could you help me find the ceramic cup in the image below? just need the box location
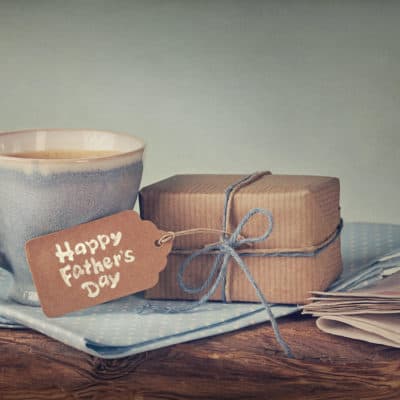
[0,129,145,306]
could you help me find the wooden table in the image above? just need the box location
[0,313,398,400]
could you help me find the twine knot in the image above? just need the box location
[177,207,272,295]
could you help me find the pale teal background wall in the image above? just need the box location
[0,1,399,223]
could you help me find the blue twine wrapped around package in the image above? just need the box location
[141,172,343,358]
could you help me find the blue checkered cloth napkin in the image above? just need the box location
[0,222,399,358]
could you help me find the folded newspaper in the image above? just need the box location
[303,264,400,348]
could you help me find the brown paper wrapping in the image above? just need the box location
[139,174,342,304]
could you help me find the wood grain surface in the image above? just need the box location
[0,314,399,400]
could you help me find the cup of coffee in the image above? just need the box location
[0,129,145,306]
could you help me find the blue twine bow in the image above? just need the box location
[178,207,273,303]
[177,207,294,357]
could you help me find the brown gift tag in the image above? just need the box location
[25,211,172,317]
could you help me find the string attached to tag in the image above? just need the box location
[155,206,294,358]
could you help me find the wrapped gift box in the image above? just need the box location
[139,173,342,304]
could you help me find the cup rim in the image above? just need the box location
[0,128,145,163]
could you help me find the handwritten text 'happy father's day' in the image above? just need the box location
[55,232,135,297]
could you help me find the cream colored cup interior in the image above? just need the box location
[0,129,144,160]
[0,129,145,174]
